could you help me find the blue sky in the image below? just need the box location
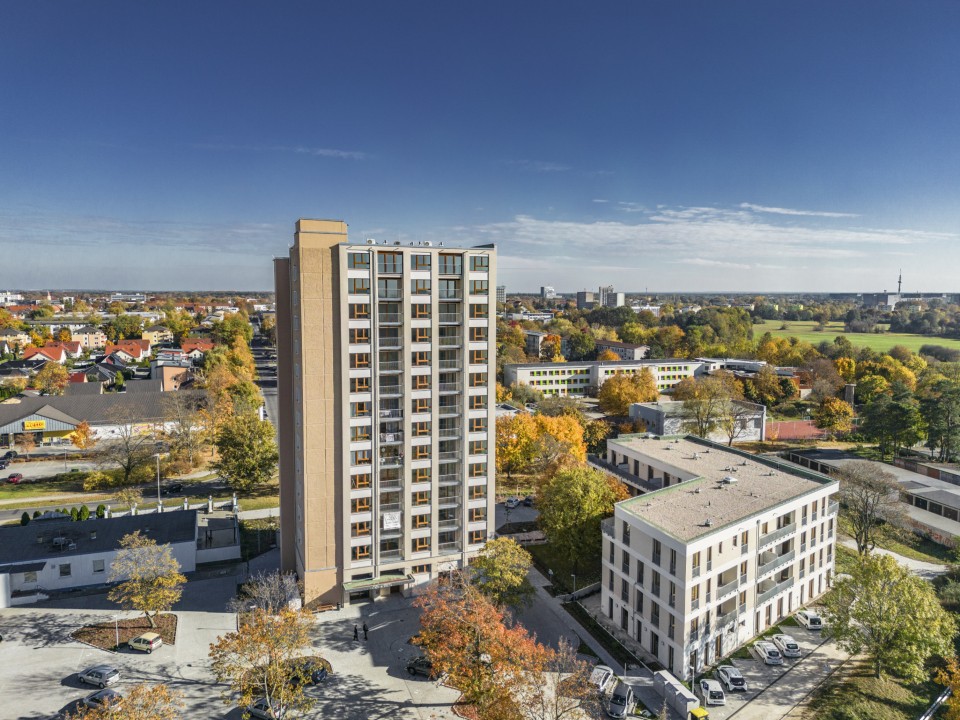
[2,1,959,292]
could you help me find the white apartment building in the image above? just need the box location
[600,435,838,678]
[504,359,705,396]
[274,220,497,606]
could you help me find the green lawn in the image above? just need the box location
[801,658,940,720]
[527,542,601,594]
[754,319,960,354]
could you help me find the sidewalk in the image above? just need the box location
[839,538,948,579]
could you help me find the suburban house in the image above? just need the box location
[181,338,215,360]
[43,341,83,359]
[629,400,767,444]
[74,326,108,350]
[595,339,650,361]
[23,345,68,364]
[142,325,174,345]
[149,356,195,391]
[600,435,838,679]
[0,328,31,349]
[0,358,48,383]
[103,339,152,362]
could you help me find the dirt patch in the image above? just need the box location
[72,613,178,651]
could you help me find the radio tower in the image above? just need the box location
[897,270,902,295]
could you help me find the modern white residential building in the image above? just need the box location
[600,435,838,678]
[503,359,705,396]
[274,220,497,606]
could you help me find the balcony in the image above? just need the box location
[378,337,403,348]
[439,382,461,393]
[378,289,403,300]
[439,473,461,484]
[379,432,404,444]
[438,494,462,508]
[380,549,403,561]
[690,598,700,612]
[379,502,402,513]
[439,450,462,461]
[829,502,840,516]
[759,550,796,576]
[439,542,461,554]
[379,409,403,419]
[439,289,462,300]
[379,478,402,490]
[741,544,750,556]
[379,384,402,397]
[439,404,460,417]
[717,577,739,601]
[379,361,403,373]
[757,577,795,605]
[716,610,737,629]
[439,359,461,370]
[439,313,462,324]
[601,518,614,539]
[439,427,462,438]
[378,313,402,324]
[692,566,701,579]
[379,457,404,469]
[438,518,460,529]
[760,522,796,548]
[439,335,462,346]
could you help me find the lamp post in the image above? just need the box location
[571,573,577,594]
[154,453,162,505]
[689,663,697,693]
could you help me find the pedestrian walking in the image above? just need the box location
[362,622,368,640]
[353,624,359,641]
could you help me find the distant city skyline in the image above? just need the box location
[2,2,960,291]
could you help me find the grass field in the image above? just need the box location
[754,319,960,355]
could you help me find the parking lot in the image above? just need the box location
[691,623,842,720]
[0,572,461,720]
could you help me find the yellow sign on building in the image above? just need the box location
[23,420,46,431]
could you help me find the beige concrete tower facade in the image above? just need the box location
[276,219,497,606]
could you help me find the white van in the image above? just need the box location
[699,679,726,706]
[755,640,783,665]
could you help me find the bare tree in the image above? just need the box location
[163,391,208,468]
[718,400,759,446]
[97,408,156,485]
[837,461,905,555]
[228,570,301,614]
[525,637,601,720]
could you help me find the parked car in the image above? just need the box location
[77,665,120,688]
[606,681,634,718]
[773,633,802,658]
[160,482,184,495]
[128,632,163,653]
[796,610,823,630]
[406,656,435,678]
[522,495,534,507]
[7,473,24,484]
[288,658,328,685]
[715,665,748,692]
[0,460,7,470]
[1,450,17,460]
[504,497,520,509]
[698,679,726,706]
[82,688,123,712]
[589,664,615,694]
[247,698,286,719]
[755,640,784,665]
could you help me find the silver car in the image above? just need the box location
[78,665,120,688]
[82,688,123,712]
[773,633,802,658]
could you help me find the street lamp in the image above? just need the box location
[571,573,577,594]
[689,663,697,693]
[154,453,162,505]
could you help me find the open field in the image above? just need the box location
[754,319,960,354]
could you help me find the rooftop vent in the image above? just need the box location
[423,241,433,247]
[722,476,739,484]
[702,518,713,527]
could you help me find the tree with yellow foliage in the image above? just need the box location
[495,413,586,481]
[596,349,620,362]
[596,369,658,415]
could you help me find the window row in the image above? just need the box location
[347,302,489,319]
[348,252,490,273]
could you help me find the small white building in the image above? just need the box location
[504,359,706,397]
[600,435,838,678]
[630,400,766,444]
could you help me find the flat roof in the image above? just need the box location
[616,436,835,542]
[506,358,701,371]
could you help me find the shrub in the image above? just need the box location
[20,512,30,526]
[78,505,90,521]
[96,504,107,518]
[82,471,114,492]
[70,507,79,521]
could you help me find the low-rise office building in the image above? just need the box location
[595,339,649,361]
[504,359,704,396]
[601,435,838,678]
[629,400,766,444]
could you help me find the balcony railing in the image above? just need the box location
[760,522,796,548]
[379,502,402,513]
[439,313,462,324]
[379,479,402,490]
[438,493,462,506]
[379,361,403,373]
[741,544,750,555]
[690,598,700,611]
[757,577,795,605]
[380,549,403,561]
[439,405,460,417]
[439,451,462,461]
[601,518,614,539]
[759,550,796,576]
[439,473,461,484]
[378,289,403,300]
[378,313,401,324]
[379,456,404,469]
[439,359,461,370]
[379,432,404,443]
[439,290,462,300]
[438,518,460,529]
[692,565,701,579]
[379,384,402,396]
[717,578,739,600]
[378,337,403,348]
[439,542,461,554]
[439,336,463,346]
[439,382,461,393]
[439,427,462,438]
[379,409,403,419]
[828,502,840,516]
[716,610,737,629]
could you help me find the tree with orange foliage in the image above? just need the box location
[414,576,549,720]
[69,421,98,451]
[936,656,960,720]
[61,683,183,719]
[496,413,587,482]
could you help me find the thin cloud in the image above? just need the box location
[194,142,367,160]
[674,258,751,270]
[592,199,609,203]
[740,202,859,218]
[504,159,571,173]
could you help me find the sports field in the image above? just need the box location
[753,319,960,354]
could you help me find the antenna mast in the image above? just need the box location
[897,270,902,295]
